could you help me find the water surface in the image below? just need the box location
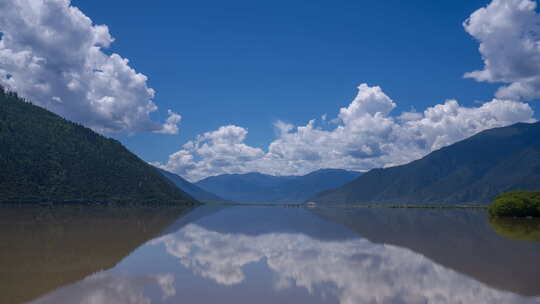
[2,205,540,304]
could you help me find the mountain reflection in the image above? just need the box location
[0,206,192,304]
[6,206,540,304]
[152,222,540,304]
[312,207,540,297]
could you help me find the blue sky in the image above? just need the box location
[74,0,513,157]
[1,0,539,180]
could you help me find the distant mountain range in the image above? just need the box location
[157,168,227,202]
[195,169,362,203]
[5,80,539,206]
[0,87,195,204]
[312,121,540,205]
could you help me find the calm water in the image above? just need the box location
[2,205,540,304]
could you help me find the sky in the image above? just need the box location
[1,0,540,181]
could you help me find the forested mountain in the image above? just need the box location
[311,121,540,205]
[0,87,195,204]
[157,168,227,202]
[195,169,362,203]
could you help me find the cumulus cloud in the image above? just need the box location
[338,83,396,122]
[152,224,538,304]
[153,125,265,181]
[464,0,540,100]
[157,84,534,181]
[0,0,180,134]
[155,110,182,135]
[153,0,540,181]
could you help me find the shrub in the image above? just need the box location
[488,190,540,217]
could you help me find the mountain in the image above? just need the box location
[157,168,227,202]
[311,121,540,205]
[195,169,362,203]
[0,87,195,204]
[269,169,364,203]
[195,172,296,203]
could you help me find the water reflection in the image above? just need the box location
[312,207,540,297]
[4,206,540,304]
[0,206,192,303]
[152,222,539,304]
[32,272,176,304]
[489,217,540,243]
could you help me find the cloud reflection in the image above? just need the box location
[31,272,176,304]
[153,224,540,304]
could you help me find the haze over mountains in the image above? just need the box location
[157,168,227,203]
[312,121,540,205]
[195,169,362,203]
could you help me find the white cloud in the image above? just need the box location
[464,0,540,100]
[32,272,176,304]
[152,0,538,181]
[0,0,180,134]
[157,84,534,181]
[153,274,176,299]
[153,125,265,181]
[155,110,182,135]
[152,224,538,304]
[338,83,396,123]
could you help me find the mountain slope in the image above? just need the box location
[195,172,295,203]
[312,121,540,205]
[0,87,195,204]
[157,168,227,202]
[195,169,362,203]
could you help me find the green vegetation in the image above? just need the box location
[489,216,540,243]
[488,191,540,217]
[0,87,195,204]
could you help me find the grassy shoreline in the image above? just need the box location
[1,201,488,209]
[200,201,488,209]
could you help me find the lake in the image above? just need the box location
[2,205,540,304]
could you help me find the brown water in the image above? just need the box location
[1,205,540,304]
